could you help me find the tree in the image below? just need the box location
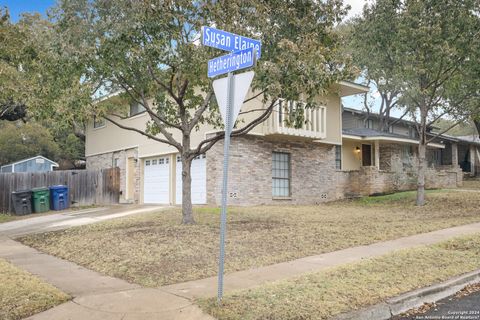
[0,8,90,145]
[353,0,480,206]
[0,121,60,165]
[51,0,353,224]
[346,9,406,132]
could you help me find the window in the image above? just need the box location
[365,119,374,129]
[409,126,418,138]
[152,159,158,165]
[159,158,164,164]
[93,116,105,128]
[272,152,290,197]
[401,145,413,167]
[129,102,146,117]
[335,145,342,170]
[145,160,151,166]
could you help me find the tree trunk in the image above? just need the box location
[474,119,480,136]
[416,141,426,206]
[181,156,195,224]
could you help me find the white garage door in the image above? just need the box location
[176,154,207,204]
[143,156,170,204]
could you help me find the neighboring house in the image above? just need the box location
[337,107,480,196]
[455,135,480,176]
[85,81,369,205]
[0,156,59,173]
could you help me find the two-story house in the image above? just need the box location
[86,81,370,205]
[335,107,476,197]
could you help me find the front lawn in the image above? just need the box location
[199,233,480,320]
[462,178,480,190]
[19,190,480,287]
[0,258,70,320]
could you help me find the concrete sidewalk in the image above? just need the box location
[2,221,480,319]
[0,238,213,320]
[161,221,480,299]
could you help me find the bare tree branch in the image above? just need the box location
[188,91,213,132]
[194,100,278,155]
[426,118,466,144]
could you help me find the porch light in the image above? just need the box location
[355,146,361,153]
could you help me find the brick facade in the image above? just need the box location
[86,148,140,203]
[86,138,462,206]
[206,135,338,205]
[337,140,462,198]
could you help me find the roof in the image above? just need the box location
[343,128,418,141]
[342,107,440,130]
[333,81,370,97]
[0,155,59,169]
[456,135,480,146]
[342,128,445,149]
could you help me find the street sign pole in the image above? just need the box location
[217,71,234,304]
[202,25,260,305]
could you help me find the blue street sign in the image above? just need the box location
[202,26,261,59]
[207,47,255,78]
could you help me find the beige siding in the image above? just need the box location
[342,140,363,170]
[86,90,344,158]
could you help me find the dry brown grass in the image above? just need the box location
[461,178,480,190]
[19,190,480,287]
[0,258,70,320]
[199,234,480,320]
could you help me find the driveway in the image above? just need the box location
[0,205,167,238]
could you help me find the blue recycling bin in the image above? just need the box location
[49,185,70,211]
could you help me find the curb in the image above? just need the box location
[334,269,480,320]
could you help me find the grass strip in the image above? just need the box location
[0,258,70,320]
[199,234,480,320]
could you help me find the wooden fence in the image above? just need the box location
[0,168,120,213]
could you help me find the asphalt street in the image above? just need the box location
[394,290,480,320]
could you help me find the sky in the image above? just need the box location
[1,0,377,112]
[0,0,54,22]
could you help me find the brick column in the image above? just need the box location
[470,145,476,175]
[451,143,458,167]
[374,140,380,169]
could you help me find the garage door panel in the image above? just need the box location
[143,157,170,204]
[176,154,206,205]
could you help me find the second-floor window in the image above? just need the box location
[130,102,146,117]
[409,126,419,138]
[365,119,374,129]
[93,116,105,128]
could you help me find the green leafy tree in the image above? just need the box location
[0,8,90,143]
[352,0,480,206]
[0,121,60,165]
[51,0,353,224]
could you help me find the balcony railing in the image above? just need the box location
[263,100,327,139]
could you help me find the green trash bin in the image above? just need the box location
[31,187,50,213]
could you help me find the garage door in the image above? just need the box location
[143,156,170,204]
[176,154,207,204]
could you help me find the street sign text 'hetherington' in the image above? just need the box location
[207,47,255,78]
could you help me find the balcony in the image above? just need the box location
[263,100,327,139]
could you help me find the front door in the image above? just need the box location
[362,144,372,166]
